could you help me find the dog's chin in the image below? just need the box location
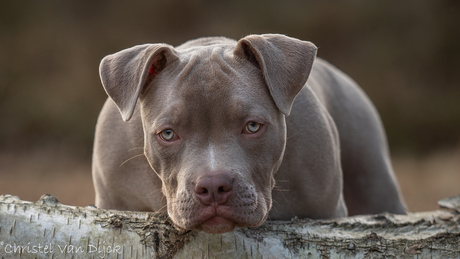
[197,216,236,234]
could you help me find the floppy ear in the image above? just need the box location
[99,44,179,121]
[234,34,317,115]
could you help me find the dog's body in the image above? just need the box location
[93,34,406,233]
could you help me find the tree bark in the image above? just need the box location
[0,194,459,259]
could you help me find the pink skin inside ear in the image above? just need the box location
[149,65,155,76]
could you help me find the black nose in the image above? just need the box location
[194,173,234,206]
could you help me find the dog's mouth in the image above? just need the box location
[171,204,262,233]
[168,180,270,233]
[191,205,239,233]
[198,216,236,233]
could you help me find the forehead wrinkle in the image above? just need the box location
[210,47,242,79]
[175,49,240,103]
[177,46,238,88]
[178,52,272,127]
[174,52,202,86]
[151,44,275,134]
[230,76,279,123]
[150,101,186,129]
[228,96,273,123]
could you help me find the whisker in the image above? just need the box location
[157,204,168,213]
[128,147,144,152]
[141,188,163,199]
[119,153,145,167]
[273,185,290,192]
[271,198,281,207]
[286,132,300,141]
[273,179,290,204]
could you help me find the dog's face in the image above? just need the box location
[99,34,317,233]
[141,46,286,233]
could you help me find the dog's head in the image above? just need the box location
[99,34,316,233]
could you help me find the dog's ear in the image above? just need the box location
[234,34,317,115]
[99,44,179,121]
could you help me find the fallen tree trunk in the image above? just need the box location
[0,194,459,259]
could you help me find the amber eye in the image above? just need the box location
[159,129,176,141]
[245,121,262,134]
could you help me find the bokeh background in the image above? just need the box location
[1,1,459,212]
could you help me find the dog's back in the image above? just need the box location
[299,58,406,215]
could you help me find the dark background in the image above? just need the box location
[1,1,459,211]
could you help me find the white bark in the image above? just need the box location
[0,194,459,259]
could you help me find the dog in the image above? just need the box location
[92,34,406,233]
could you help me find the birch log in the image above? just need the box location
[0,194,459,259]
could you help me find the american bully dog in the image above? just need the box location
[92,34,406,233]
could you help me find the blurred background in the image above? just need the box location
[0,0,459,212]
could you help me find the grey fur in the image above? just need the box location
[93,34,406,233]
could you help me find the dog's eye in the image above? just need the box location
[159,129,177,141]
[244,121,262,134]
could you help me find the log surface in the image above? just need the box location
[0,194,459,258]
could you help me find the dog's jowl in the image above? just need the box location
[92,34,406,233]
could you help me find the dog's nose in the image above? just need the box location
[194,173,234,206]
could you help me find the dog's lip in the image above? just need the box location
[198,216,236,233]
[174,200,265,232]
[189,206,239,231]
[198,206,234,223]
